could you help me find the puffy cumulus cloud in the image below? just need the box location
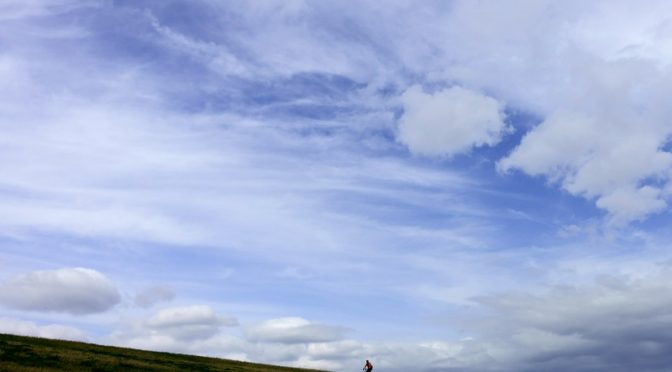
[431,0,672,224]
[121,333,254,362]
[145,305,238,340]
[0,268,120,315]
[0,317,87,341]
[596,186,667,224]
[499,108,672,225]
[134,285,175,308]
[109,312,355,370]
[110,305,238,352]
[113,331,359,371]
[223,340,358,371]
[244,317,348,344]
[398,86,508,157]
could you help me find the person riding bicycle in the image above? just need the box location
[363,359,373,372]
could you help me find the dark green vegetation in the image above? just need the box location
[0,333,327,372]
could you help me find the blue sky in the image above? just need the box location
[3,1,672,371]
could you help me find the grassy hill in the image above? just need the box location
[0,333,328,372]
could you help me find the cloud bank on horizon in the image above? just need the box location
[2,0,672,371]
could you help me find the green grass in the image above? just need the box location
[0,333,328,372]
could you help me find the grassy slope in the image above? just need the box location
[0,333,328,372]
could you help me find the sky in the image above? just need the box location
[2,1,672,371]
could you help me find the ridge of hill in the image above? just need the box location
[0,333,328,372]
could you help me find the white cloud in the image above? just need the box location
[108,310,357,369]
[134,285,175,308]
[0,317,87,341]
[498,111,600,180]
[498,109,672,224]
[398,85,508,157]
[147,305,237,328]
[244,317,347,344]
[109,305,239,355]
[432,1,672,224]
[0,268,120,315]
[452,270,672,371]
[596,185,667,224]
[145,305,238,341]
